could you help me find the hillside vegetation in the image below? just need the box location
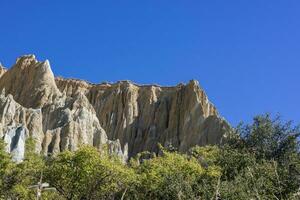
[0,114,299,200]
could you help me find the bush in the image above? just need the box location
[0,113,299,199]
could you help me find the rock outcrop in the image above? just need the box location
[0,90,43,152]
[0,55,230,161]
[0,63,6,78]
[4,125,27,163]
[0,55,61,108]
[56,79,230,157]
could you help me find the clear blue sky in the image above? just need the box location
[1,0,299,126]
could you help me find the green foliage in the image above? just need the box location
[219,160,283,199]
[190,145,220,166]
[134,149,206,199]
[0,137,48,199]
[5,138,46,199]
[0,113,299,199]
[220,114,300,199]
[45,145,136,200]
[190,114,300,199]
[0,139,14,198]
[189,146,223,199]
[236,114,300,162]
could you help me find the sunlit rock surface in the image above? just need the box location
[56,79,230,157]
[0,55,230,161]
[4,125,27,163]
[0,90,43,153]
[0,63,6,78]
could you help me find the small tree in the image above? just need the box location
[0,139,14,198]
[132,145,220,200]
[45,145,136,200]
[222,114,300,199]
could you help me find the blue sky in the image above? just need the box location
[0,0,299,126]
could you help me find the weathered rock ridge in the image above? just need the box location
[0,55,230,160]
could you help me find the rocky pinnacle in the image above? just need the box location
[0,55,230,161]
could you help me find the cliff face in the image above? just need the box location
[0,63,6,77]
[0,56,60,108]
[0,55,230,160]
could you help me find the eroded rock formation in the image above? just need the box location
[0,55,230,161]
[0,63,6,78]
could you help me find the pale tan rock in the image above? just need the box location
[107,139,128,162]
[41,92,108,154]
[0,55,230,160]
[56,76,229,157]
[0,55,115,160]
[4,125,27,163]
[0,64,7,78]
[0,90,44,152]
[0,55,61,108]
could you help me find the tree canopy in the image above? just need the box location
[0,114,299,199]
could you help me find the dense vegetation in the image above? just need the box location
[0,114,299,200]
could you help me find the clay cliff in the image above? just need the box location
[0,55,230,161]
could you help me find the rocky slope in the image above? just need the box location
[0,55,230,161]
